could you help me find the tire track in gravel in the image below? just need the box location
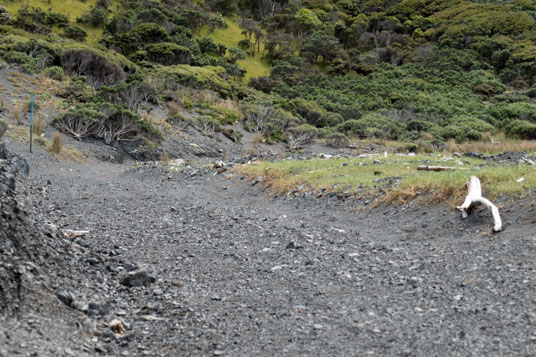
[5,138,536,356]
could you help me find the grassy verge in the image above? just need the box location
[236,154,536,205]
[200,18,270,81]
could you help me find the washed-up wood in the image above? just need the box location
[62,229,90,239]
[417,165,467,171]
[457,176,502,232]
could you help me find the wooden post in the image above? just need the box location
[457,176,502,232]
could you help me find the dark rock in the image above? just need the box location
[57,291,75,307]
[88,302,109,316]
[286,242,302,249]
[463,151,483,159]
[119,270,155,288]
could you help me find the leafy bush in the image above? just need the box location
[15,7,51,34]
[504,120,536,139]
[228,46,246,63]
[64,25,88,41]
[79,6,108,27]
[143,43,192,65]
[488,102,536,125]
[112,23,168,55]
[54,102,158,142]
[326,132,348,147]
[248,76,276,93]
[60,47,134,86]
[243,103,294,138]
[46,11,69,26]
[292,98,328,127]
[286,124,318,150]
[0,6,14,25]
[197,37,220,56]
[45,66,65,81]
[2,38,58,73]
[336,113,405,140]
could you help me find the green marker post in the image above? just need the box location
[30,93,33,153]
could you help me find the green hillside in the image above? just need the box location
[1,0,536,148]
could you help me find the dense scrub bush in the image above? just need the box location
[292,98,328,127]
[197,37,220,56]
[0,6,14,25]
[45,66,65,81]
[243,104,288,136]
[151,65,231,97]
[142,43,192,65]
[3,38,59,73]
[285,124,318,150]
[15,7,51,34]
[112,23,168,55]
[46,11,69,26]
[336,113,405,140]
[488,102,536,125]
[54,102,159,142]
[326,132,348,147]
[60,48,133,86]
[504,119,536,139]
[136,8,166,25]
[64,25,88,41]
[248,76,276,93]
[228,46,246,63]
[95,81,157,113]
[79,6,108,27]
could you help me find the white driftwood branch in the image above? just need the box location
[62,229,90,239]
[417,165,467,171]
[457,176,502,232]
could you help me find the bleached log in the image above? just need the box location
[457,176,502,232]
[417,165,467,171]
[62,229,90,239]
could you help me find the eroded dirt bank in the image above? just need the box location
[1,137,536,356]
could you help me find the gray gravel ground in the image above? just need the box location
[1,136,536,356]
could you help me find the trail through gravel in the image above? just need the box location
[2,138,536,356]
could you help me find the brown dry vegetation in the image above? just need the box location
[50,132,63,154]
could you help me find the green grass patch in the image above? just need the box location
[236,154,536,204]
[3,0,103,44]
[199,17,270,81]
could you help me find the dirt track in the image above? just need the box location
[1,136,536,356]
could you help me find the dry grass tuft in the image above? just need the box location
[32,113,45,136]
[444,136,536,155]
[213,98,242,115]
[0,120,7,140]
[252,132,264,145]
[50,132,63,154]
[13,105,22,125]
[194,90,217,106]
[160,152,171,167]
[167,101,181,116]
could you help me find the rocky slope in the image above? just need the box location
[1,136,535,356]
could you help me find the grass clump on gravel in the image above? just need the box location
[237,154,536,204]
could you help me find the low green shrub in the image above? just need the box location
[504,119,536,139]
[45,66,65,81]
[64,25,88,41]
[326,132,348,147]
[336,113,405,140]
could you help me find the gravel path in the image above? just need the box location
[2,138,536,356]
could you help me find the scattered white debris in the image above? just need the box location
[517,177,525,183]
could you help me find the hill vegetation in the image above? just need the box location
[0,0,536,150]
